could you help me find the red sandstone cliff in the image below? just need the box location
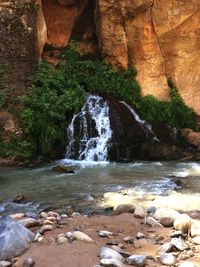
[0,0,200,114]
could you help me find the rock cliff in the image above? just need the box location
[0,0,200,114]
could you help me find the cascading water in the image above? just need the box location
[66,95,112,161]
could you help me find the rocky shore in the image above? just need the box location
[1,204,200,267]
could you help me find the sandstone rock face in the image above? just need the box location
[96,0,200,112]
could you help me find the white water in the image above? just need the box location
[66,95,112,161]
[120,101,159,141]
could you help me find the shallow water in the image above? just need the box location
[0,160,200,214]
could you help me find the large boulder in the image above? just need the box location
[0,216,35,261]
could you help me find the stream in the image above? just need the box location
[0,160,200,215]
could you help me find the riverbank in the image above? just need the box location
[1,205,200,267]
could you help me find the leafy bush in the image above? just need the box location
[19,45,198,157]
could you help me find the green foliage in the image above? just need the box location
[139,82,197,130]
[19,45,198,157]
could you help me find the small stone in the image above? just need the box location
[160,253,176,266]
[43,220,54,226]
[61,214,68,218]
[19,218,39,228]
[39,225,53,234]
[146,217,163,227]
[99,258,123,267]
[23,258,35,267]
[174,214,192,234]
[100,247,124,262]
[98,230,114,237]
[123,236,134,244]
[113,204,135,215]
[37,236,45,243]
[127,255,147,267]
[71,212,81,218]
[106,240,120,246]
[192,236,200,245]
[171,238,189,251]
[134,206,146,219]
[46,216,57,222]
[186,250,194,257]
[71,231,93,243]
[0,261,12,267]
[160,217,174,227]
[147,207,156,214]
[47,211,59,217]
[57,236,68,245]
[170,231,186,238]
[111,246,131,258]
[136,232,145,239]
[40,211,48,219]
[34,233,42,242]
[158,242,173,254]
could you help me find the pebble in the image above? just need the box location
[23,258,36,267]
[136,232,145,239]
[134,206,146,219]
[98,230,114,237]
[34,232,42,242]
[61,214,68,218]
[70,231,93,243]
[113,204,135,215]
[111,246,131,258]
[99,258,123,267]
[39,224,53,234]
[47,211,59,217]
[159,242,173,254]
[40,211,48,219]
[192,236,200,245]
[174,214,192,234]
[123,236,134,244]
[71,212,81,218]
[159,253,176,266]
[57,236,68,245]
[43,219,54,226]
[127,255,147,267]
[0,261,12,267]
[170,230,186,238]
[19,218,39,228]
[171,238,189,251]
[46,216,57,222]
[160,217,174,227]
[146,217,163,227]
[147,207,156,214]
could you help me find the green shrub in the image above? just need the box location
[19,46,198,157]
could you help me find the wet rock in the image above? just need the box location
[160,217,174,227]
[123,236,134,244]
[43,220,54,226]
[171,238,189,251]
[39,225,53,234]
[40,212,48,219]
[153,207,180,222]
[190,219,200,237]
[134,206,146,219]
[23,258,35,267]
[174,214,192,234]
[146,217,163,227]
[113,204,135,215]
[98,230,114,237]
[19,218,39,228]
[192,236,200,245]
[0,261,12,267]
[159,253,176,266]
[127,255,147,266]
[51,165,75,174]
[0,216,35,261]
[13,194,26,203]
[70,231,93,243]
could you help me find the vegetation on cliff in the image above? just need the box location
[0,44,198,158]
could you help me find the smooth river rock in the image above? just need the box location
[127,255,147,266]
[0,216,35,261]
[173,214,192,234]
[153,207,180,222]
[160,253,176,266]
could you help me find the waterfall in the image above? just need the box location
[120,101,159,141]
[66,95,112,161]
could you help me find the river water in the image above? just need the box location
[0,160,200,215]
